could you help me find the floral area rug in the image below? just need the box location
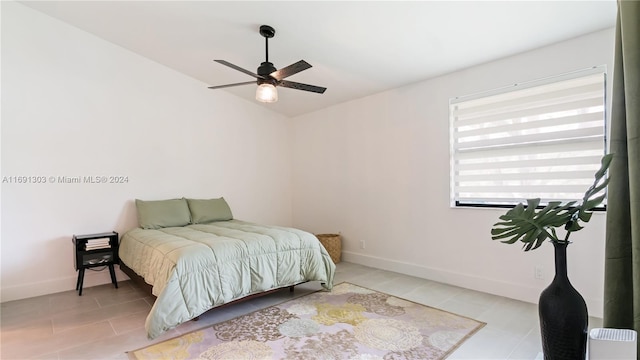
[128,282,485,360]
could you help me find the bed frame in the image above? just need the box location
[119,262,299,315]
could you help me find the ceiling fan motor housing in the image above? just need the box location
[257,61,277,85]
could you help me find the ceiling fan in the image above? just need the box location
[208,25,326,103]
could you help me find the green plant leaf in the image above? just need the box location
[491,199,576,251]
[573,153,614,231]
[491,153,613,251]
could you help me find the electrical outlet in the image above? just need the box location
[360,240,366,249]
[535,266,544,280]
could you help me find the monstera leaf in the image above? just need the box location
[491,153,613,251]
[569,153,614,230]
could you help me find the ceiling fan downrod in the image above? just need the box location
[258,25,277,79]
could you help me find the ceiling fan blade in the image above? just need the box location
[214,60,264,79]
[279,80,326,94]
[207,81,256,90]
[270,60,312,81]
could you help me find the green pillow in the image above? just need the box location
[187,197,233,224]
[135,198,191,229]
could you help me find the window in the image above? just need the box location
[450,66,607,208]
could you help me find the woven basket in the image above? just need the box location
[316,234,341,264]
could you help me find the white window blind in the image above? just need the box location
[450,67,606,207]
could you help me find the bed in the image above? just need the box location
[118,197,336,339]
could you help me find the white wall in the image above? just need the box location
[1,2,616,317]
[291,28,615,317]
[1,2,293,301]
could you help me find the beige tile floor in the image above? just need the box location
[0,262,602,359]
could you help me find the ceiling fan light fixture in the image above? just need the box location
[256,82,278,103]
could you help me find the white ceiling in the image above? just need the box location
[20,1,617,117]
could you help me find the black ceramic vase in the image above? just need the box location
[538,241,588,360]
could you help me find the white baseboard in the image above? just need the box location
[2,252,604,319]
[342,250,603,318]
[0,267,129,302]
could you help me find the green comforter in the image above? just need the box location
[119,220,335,339]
